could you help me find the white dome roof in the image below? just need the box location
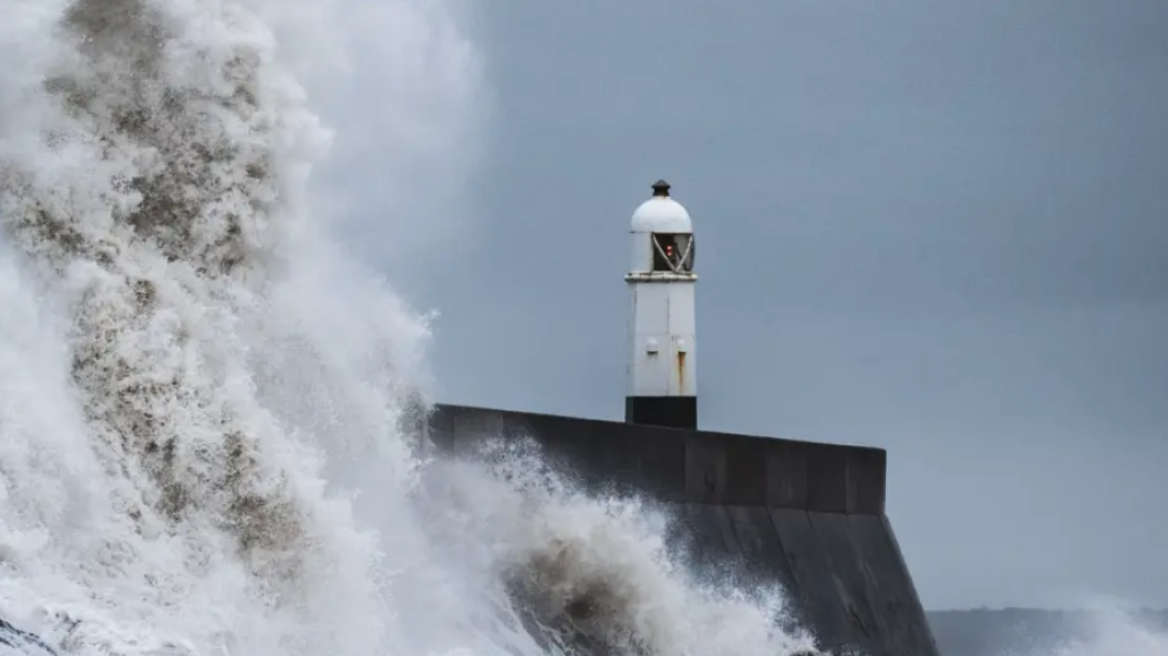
[630,180,692,233]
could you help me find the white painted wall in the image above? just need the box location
[626,277,697,397]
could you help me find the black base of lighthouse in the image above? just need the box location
[625,396,697,430]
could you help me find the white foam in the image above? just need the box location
[0,2,817,656]
[414,439,818,656]
[984,605,1168,656]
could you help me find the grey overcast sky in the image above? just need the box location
[319,1,1168,611]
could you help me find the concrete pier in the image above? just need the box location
[426,403,941,656]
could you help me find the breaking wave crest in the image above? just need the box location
[986,606,1168,656]
[1048,608,1168,656]
[414,439,818,656]
[1,1,816,656]
[0,1,423,653]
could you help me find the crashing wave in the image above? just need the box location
[3,2,834,656]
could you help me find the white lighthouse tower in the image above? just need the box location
[625,179,697,429]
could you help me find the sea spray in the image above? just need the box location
[413,438,819,656]
[2,2,822,655]
[0,0,410,652]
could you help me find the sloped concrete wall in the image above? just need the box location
[426,404,939,656]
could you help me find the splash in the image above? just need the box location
[0,1,816,656]
[413,438,818,656]
[988,605,1168,656]
[1052,607,1168,656]
[0,0,458,653]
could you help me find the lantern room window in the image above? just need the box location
[651,233,694,273]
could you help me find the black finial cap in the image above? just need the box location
[651,179,671,197]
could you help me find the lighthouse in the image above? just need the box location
[625,179,697,430]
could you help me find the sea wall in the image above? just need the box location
[424,403,940,656]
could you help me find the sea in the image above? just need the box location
[0,2,1162,656]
